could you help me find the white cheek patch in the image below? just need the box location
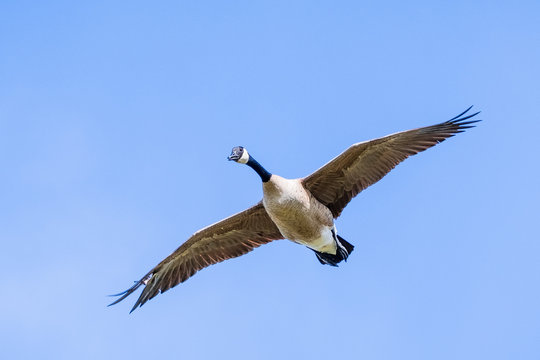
[238,149,250,164]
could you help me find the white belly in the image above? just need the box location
[292,226,337,254]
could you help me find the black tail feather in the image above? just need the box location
[313,235,354,266]
[337,235,354,255]
[315,251,341,266]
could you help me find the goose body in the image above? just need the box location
[262,175,336,253]
[110,107,480,312]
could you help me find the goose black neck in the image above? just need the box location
[247,157,272,182]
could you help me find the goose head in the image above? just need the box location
[227,146,250,164]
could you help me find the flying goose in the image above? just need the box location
[110,107,480,312]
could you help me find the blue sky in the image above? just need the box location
[1,1,539,359]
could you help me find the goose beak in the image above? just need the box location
[227,154,241,161]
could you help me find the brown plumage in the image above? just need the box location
[109,106,479,312]
[303,107,479,217]
[109,203,283,312]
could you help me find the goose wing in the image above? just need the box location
[109,202,283,312]
[303,107,480,218]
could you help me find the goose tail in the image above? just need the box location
[314,235,354,266]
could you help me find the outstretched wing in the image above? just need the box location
[109,202,283,312]
[303,107,480,218]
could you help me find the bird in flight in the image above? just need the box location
[109,107,480,312]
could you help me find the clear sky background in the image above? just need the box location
[1,1,539,359]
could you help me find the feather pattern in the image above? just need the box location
[109,202,283,312]
[302,107,480,218]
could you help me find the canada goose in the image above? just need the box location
[110,107,480,312]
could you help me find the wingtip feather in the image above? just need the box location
[449,105,474,120]
[107,274,152,310]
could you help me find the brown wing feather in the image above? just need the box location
[109,202,283,312]
[303,107,480,218]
